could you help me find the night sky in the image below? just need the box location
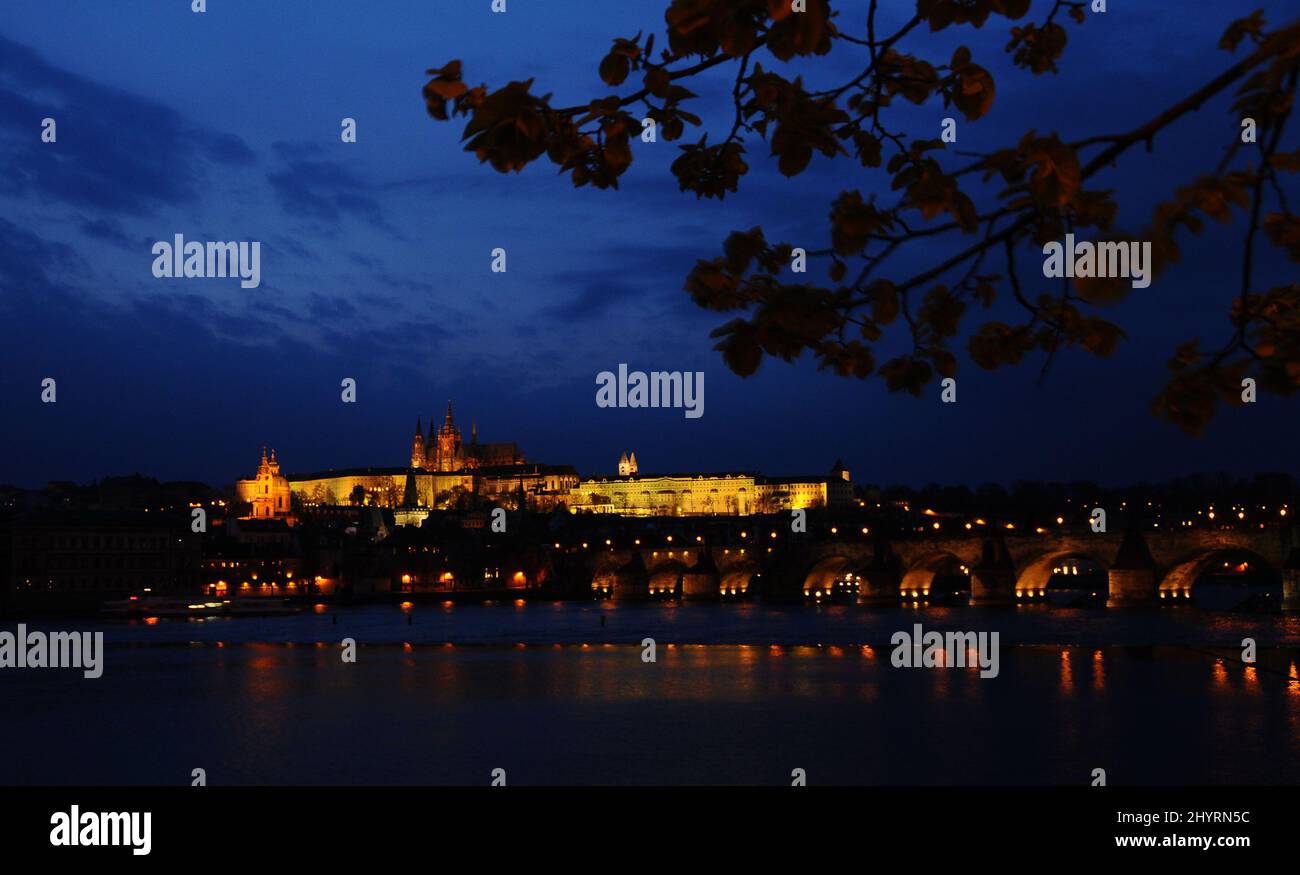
[0,1,1294,490]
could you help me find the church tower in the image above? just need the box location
[240,446,292,519]
[410,418,426,470]
[618,451,638,477]
[435,400,463,472]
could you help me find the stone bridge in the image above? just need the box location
[585,527,1300,609]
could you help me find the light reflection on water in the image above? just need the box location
[14,602,1300,648]
[2,641,1299,785]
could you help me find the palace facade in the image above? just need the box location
[568,456,853,516]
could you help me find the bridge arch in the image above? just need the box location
[1014,550,1111,600]
[647,560,689,597]
[900,551,968,599]
[719,564,758,597]
[1159,548,1281,603]
[802,555,863,600]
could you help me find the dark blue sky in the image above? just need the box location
[0,1,1294,489]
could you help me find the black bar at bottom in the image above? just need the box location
[0,785,1279,861]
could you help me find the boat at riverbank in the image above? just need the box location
[102,596,301,618]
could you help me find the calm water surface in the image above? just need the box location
[3,604,1299,785]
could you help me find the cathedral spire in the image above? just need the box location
[410,417,427,469]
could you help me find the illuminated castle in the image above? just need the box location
[244,404,851,519]
[410,401,524,472]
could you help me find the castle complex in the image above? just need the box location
[237,402,853,522]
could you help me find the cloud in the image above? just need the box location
[0,33,254,215]
[542,280,645,320]
[267,141,394,231]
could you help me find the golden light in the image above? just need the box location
[399,601,414,610]
[1056,516,1064,524]
[401,574,412,584]
[830,527,838,534]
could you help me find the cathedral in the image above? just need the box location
[410,401,524,472]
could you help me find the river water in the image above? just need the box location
[3,603,1299,785]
